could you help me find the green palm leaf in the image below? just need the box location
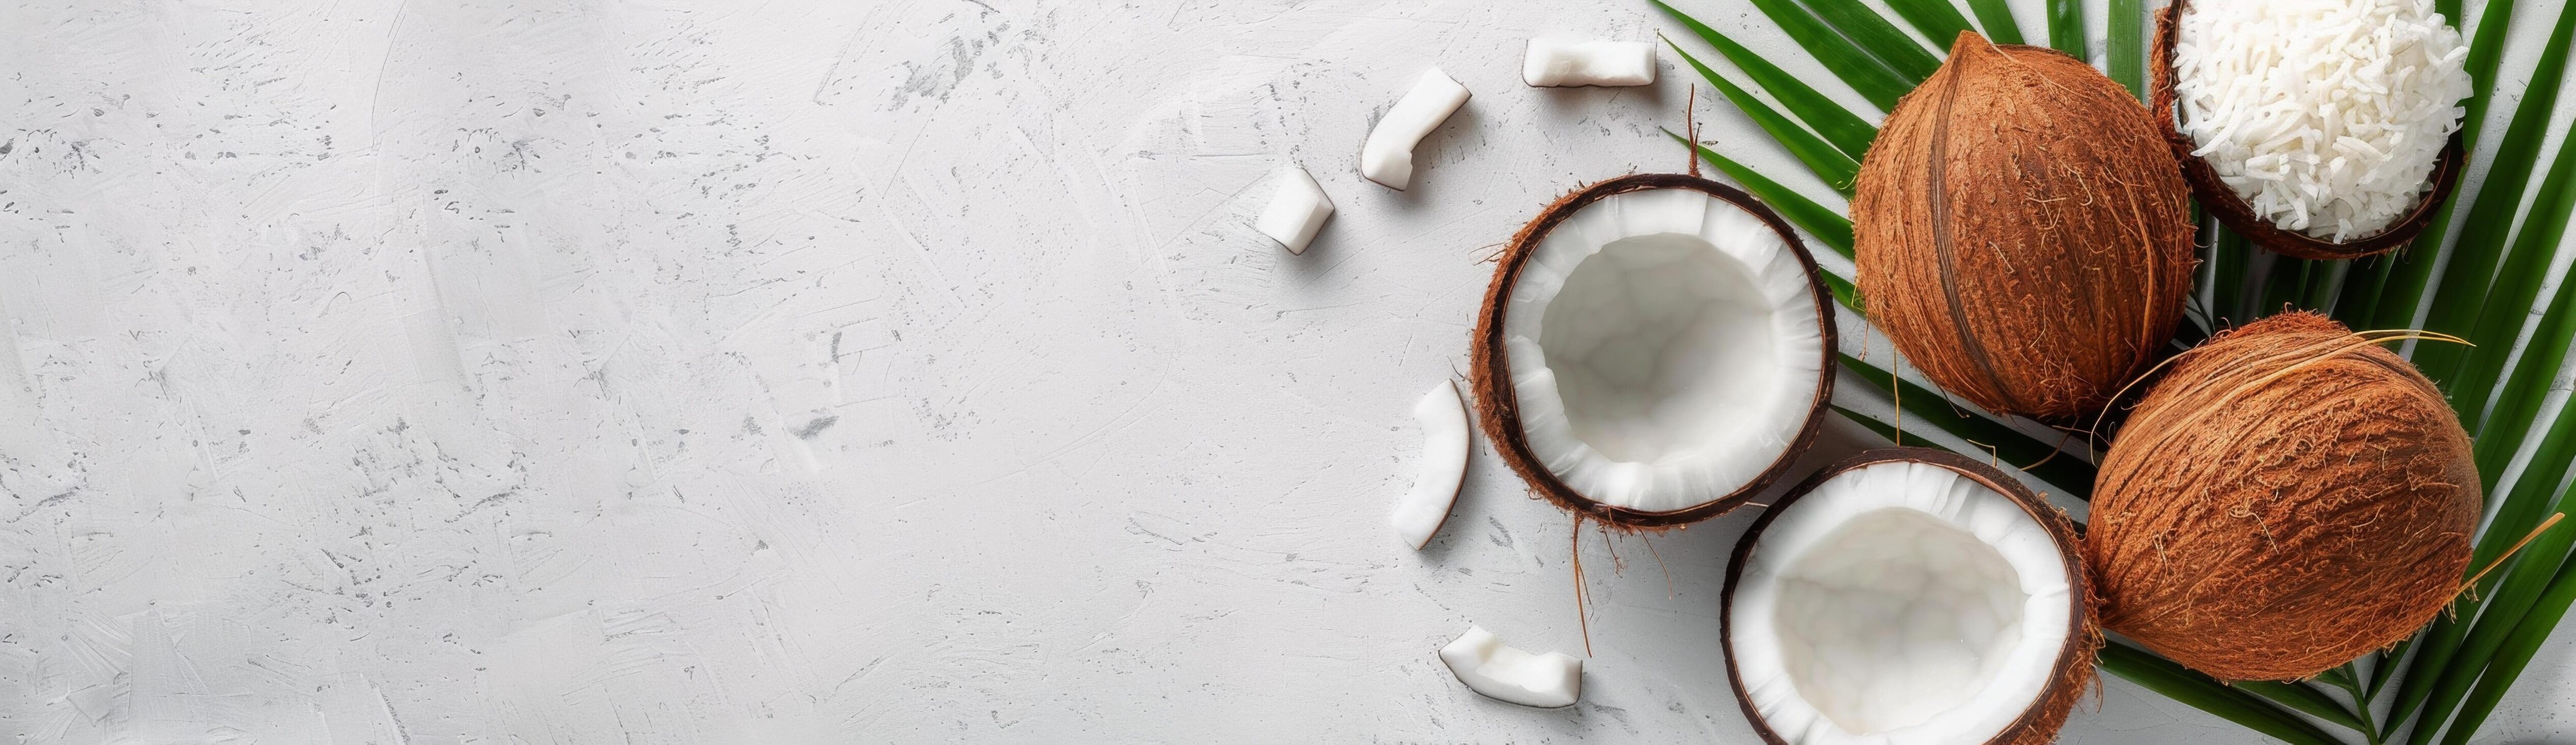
[1653,0,1879,160]
[2048,0,2087,60]
[1662,1,2576,741]
[1837,355,2097,496]
[2438,551,2576,745]
[1878,0,1976,54]
[2472,270,2576,480]
[2096,641,2348,745]
[2441,126,2576,433]
[1965,0,2026,44]
[1668,132,1856,260]
[2107,0,2144,98]
[2360,0,2527,332]
[1667,45,1864,195]
[2235,679,2369,733]
[1797,0,1943,82]
[2370,0,2555,338]
[2398,400,2576,744]
[1735,0,1916,109]
[2386,9,2576,733]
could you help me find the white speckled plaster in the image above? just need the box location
[4,1,2572,742]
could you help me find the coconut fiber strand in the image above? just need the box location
[1854,31,2195,422]
[2087,312,2477,681]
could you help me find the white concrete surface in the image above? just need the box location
[4,0,2572,742]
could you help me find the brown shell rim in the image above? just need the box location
[1468,173,1839,529]
[1719,447,2099,745]
[2150,0,2466,261]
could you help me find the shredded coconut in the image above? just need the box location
[2174,0,2469,241]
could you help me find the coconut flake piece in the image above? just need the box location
[1359,68,1471,190]
[1392,379,1469,549]
[1523,39,1655,87]
[1440,626,1581,708]
[1254,165,1334,254]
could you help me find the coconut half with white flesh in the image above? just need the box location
[1469,174,1835,527]
[1724,448,2095,745]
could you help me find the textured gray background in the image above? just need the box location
[4,0,2571,742]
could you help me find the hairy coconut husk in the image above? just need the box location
[1723,448,2099,745]
[1854,31,2196,423]
[2086,312,2478,681]
[2150,0,2466,260]
[1469,173,1836,530]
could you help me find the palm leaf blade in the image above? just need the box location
[1836,355,2097,496]
[2096,641,2348,745]
[1669,45,1864,196]
[1798,0,1943,82]
[2107,0,2144,98]
[2436,552,2576,745]
[1732,0,1918,109]
[2396,3,2570,384]
[2443,130,2576,434]
[2047,0,2088,60]
[2362,0,2526,332]
[1879,0,1976,52]
[1653,0,1880,160]
[1964,0,2026,44]
[2396,352,2576,744]
[1672,133,1857,258]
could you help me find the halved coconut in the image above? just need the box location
[1469,174,1834,527]
[1723,448,2095,745]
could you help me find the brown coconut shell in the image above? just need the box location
[1723,448,2098,745]
[2143,0,2462,260]
[2086,311,2478,681]
[1855,32,2197,424]
[1468,173,1836,529]
[2150,0,2466,260]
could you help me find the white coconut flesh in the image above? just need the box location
[1391,379,1469,550]
[1729,461,2074,744]
[1523,39,1656,87]
[1440,625,1582,708]
[1500,187,1825,513]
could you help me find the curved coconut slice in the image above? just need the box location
[1439,625,1581,708]
[1360,68,1471,190]
[2150,0,2467,259]
[1469,174,1834,527]
[1391,379,1470,550]
[1724,448,2093,745]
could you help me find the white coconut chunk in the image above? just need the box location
[1523,39,1656,87]
[1497,188,1825,513]
[1439,626,1582,708]
[1729,461,2073,744]
[1254,165,1334,254]
[1392,379,1469,549]
[1359,68,1471,190]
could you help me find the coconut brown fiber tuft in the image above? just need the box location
[1853,32,2196,423]
[2086,312,2478,682]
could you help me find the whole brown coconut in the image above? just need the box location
[1854,31,2196,422]
[2086,312,2479,681]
